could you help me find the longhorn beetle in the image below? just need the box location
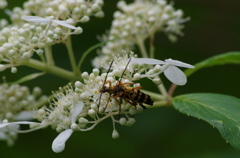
[98,58,154,113]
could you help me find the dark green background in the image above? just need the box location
[1,0,240,157]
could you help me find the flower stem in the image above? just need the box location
[45,46,55,66]
[151,100,168,107]
[141,89,166,101]
[33,94,54,108]
[77,40,111,71]
[168,83,177,96]
[20,59,81,81]
[149,33,155,58]
[66,36,80,75]
[137,39,148,58]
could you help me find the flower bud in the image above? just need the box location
[82,72,89,80]
[96,0,104,6]
[71,123,79,131]
[153,77,161,85]
[75,81,83,88]
[129,107,137,115]
[128,118,136,125]
[79,124,86,129]
[119,117,127,125]
[80,16,90,23]
[88,109,96,118]
[74,27,83,34]
[11,67,17,73]
[21,51,31,60]
[153,65,161,73]
[8,49,17,56]
[0,47,6,54]
[91,3,100,12]
[112,129,120,139]
[0,36,6,44]
[6,112,13,119]
[38,109,46,115]
[133,73,141,80]
[73,7,81,14]
[79,117,89,124]
[95,11,104,18]
[136,106,143,113]
[36,49,44,56]
[91,103,98,111]
[33,86,42,97]
[92,69,99,76]
[29,25,36,32]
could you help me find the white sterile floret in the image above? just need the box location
[130,57,194,85]
[165,58,195,68]
[52,129,73,153]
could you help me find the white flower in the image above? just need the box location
[52,101,83,153]
[131,58,194,85]
[21,16,77,30]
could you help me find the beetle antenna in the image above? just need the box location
[119,58,131,83]
[98,60,114,108]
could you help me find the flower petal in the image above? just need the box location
[0,121,38,132]
[165,59,194,68]
[21,16,51,23]
[164,65,187,85]
[52,20,77,29]
[52,129,73,153]
[131,58,165,65]
[71,101,84,123]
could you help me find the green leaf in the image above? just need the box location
[172,93,240,150]
[9,72,45,84]
[185,52,240,77]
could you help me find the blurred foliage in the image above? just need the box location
[1,0,240,157]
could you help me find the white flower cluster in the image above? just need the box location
[0,53,194,152]
[93,0,188,68]
[0,82,47,146]
[0,17,80,73]
[0,0,104,73]
[9,0,104,25]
